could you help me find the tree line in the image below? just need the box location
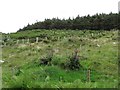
[18,12,120,31]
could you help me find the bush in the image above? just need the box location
[39,56,52,66]
[39,49,53,66]
[61,49,83,70]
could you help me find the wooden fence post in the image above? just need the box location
[27,38,29,43]
[16,40,19,44]
[36,37,39,43]
[45,37,47,40]
[22,39,25,44]
[91,33,94,37]
[4,43,6,46]
[87,69,91,82]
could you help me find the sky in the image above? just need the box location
[0,0,119,33]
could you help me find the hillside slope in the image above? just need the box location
[2,29,118,88]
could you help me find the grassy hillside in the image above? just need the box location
[2,29,118,88]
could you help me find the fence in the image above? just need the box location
[1,37,49,46]
[1,36,79,46]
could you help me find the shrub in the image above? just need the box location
[61,49,83,70]
[40,56,52,65]
[39,49,53,66]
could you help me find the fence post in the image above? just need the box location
[4,42,6,46]
[45,37,47,40]
[64,36,66,39]
[91,33,93,37]
[36,37,39,43]
[22,39,25,44]
[16,40,19,44]
[27,38,30,43]
[87,69,91,82]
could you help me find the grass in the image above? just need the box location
[2,29,118,88]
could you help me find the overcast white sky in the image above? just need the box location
[0,0,119,33]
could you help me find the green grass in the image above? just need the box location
[2,29,118,88]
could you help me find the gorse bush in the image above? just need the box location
[61,49,83,70]
[39,48,84,71]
